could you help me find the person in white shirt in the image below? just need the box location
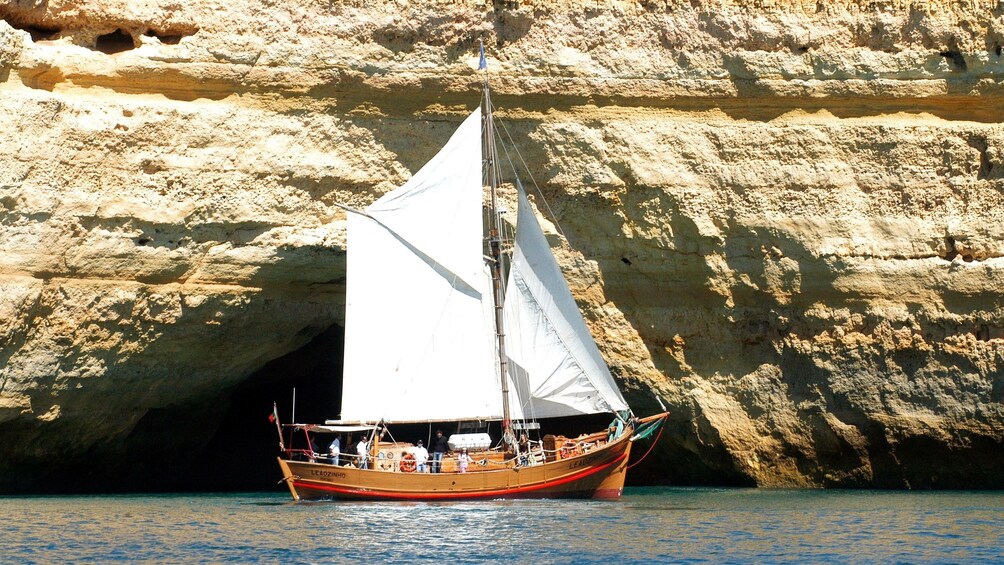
[356,437,369,469]
[458,447,472,473]
[413,440,429,473]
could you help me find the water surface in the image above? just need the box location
[2,488,1001,563]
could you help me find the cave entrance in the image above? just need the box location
[189,323,346,491]
[95,29,136,54]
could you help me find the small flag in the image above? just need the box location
[270,402,285,452]
[478,41,487,70]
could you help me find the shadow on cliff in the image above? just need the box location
[0,324,345,494]
[570,183,1004,488]
[555,188,758,486]
[717,222,1004,488]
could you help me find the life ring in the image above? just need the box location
[399,453,416,473]
[559,440,576,459]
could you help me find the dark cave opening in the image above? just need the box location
[0,325,347,495]
[187,324,346,492]
[143,29,185,45]
[94,29,135,54]
[25,25,61,42]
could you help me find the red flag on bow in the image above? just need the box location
[270,402,284,451]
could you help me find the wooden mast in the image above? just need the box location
[481,44,513,443]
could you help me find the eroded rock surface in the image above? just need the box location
[1,0,1002,490]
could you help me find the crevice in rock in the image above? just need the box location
[3,21,62,41]
[967,135,995,180]
[939,50,968,72]
[943,236,958,261]
[976,324,990,341]
[143,28,192,45]
[941,233,985,263]
[94,29,135,54]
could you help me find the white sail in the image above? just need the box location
[340,109,503,423]
[503,188,630,419]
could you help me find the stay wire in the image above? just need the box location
[493,112,569,243]
[485,96,540,433]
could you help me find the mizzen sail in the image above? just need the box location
[503,188,630,419]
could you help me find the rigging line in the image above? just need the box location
[491,121,609,384]
[484,98,517,251]
[483,96,545,423]
[492,113,621,412]
[485,85,616,418]
[493,114,569,243]
[627,423,665,470]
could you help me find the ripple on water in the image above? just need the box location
[0,489,1002,562]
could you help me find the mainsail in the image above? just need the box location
[340,106,627,424]
[340,109,502,423]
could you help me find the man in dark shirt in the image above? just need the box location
[431,430,449,473]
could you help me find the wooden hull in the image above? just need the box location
[277,431,633,501]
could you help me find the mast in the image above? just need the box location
[481,44,513,442]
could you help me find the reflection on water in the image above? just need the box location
[2,488,1002,563]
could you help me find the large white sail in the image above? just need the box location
[340,109,503,423]
[503,188,630,419]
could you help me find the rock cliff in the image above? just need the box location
[1,0,1002,491]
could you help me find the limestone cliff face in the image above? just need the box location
[1,0,1002,491]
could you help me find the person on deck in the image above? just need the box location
[327,435,340,466]
[357,437,369,469]
[431,430,449,473]
[413,440,429,473]
[518,432,530,466]
[457,448,472,473]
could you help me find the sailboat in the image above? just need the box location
[274,50,668,501]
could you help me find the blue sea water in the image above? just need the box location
[2,487,1002,563]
